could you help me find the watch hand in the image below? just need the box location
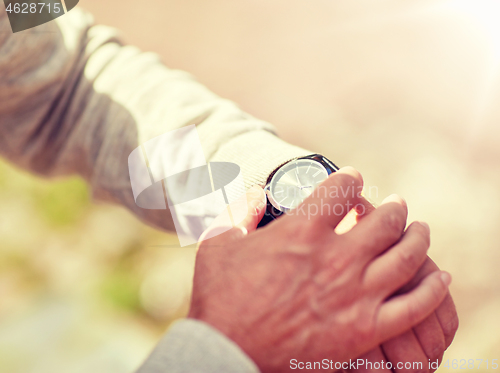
[295,171,302,187]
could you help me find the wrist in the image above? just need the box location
[209,129,311,189]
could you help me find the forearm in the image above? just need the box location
[0,7,310,232]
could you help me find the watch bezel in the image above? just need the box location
[265,158,330,213]
[257,154,340,227]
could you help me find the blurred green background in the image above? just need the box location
[0,159,195,372]
[2,0,500,372]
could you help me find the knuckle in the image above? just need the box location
[381,210,405,238]
[349,304,377,339]
[356,321,376,339]
[406,301,420,326]
[326,248,355,275]
[396,248,420,275]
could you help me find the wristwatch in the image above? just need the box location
[257,154,339,227]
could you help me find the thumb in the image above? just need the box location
[235,184,267,232]
[198,185,266,246]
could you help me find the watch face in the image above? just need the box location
[269,159,329,211]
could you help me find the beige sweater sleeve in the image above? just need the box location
[0,7,310,232]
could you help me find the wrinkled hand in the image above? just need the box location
[348,258,458,373]
[342,199,458,373]
[188,167,451,372]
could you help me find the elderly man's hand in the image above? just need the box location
[342,199,458,373]
[348,257,458,373]
[188,167,451,372]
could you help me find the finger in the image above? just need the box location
[292,166,363,230]
[376,271,452,342]
[393,256,458,352]
[198,185,266,246]
[412,313,446,368]
[335,206,359,235]
[410,259,458,348]
[355,195,377,219]
[435,292,459,348]
[395,256,438,294]
[234,185,267,232]
[380,259,446,371]
[382,330,429,373]
[341,194,407,258]
[335,195,376,234]
[346,348,393,373]
[364,221,430,297]
[364,222,430,298]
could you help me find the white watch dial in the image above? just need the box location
[269,159,328,211]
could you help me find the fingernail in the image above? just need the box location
[440,271,452,286]
[419,221,430,233]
